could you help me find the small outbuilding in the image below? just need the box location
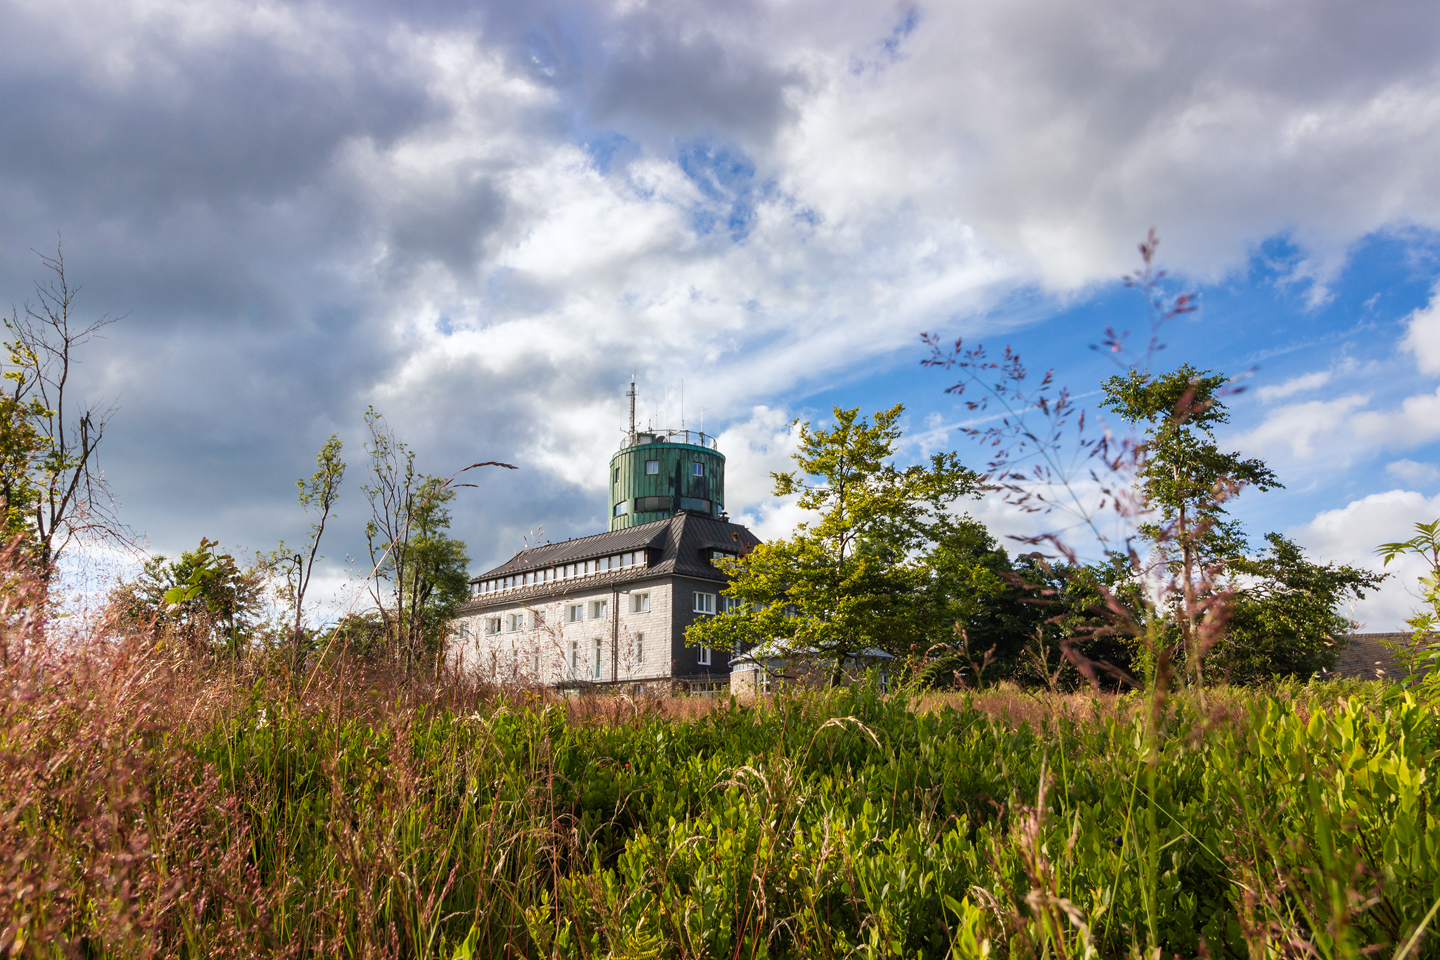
[729,642,894,697]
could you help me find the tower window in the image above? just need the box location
[614,501,629,517]
[636,495,671,513]
[691,462,704,476]
[645,460,659,475]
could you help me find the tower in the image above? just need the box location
[608,382,726,530]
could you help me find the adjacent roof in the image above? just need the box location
[461,512,760,611]
[1331,633,1437,680]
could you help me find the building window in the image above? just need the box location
[567,603,584,623]
[507,613,525,632]
[593,638,602,679]
[534,610,546,627]
[636,495,671,513]
[614,468,619,483]
[570,641,578,677]
[634,632,644,662]
[631,592,649,613]
[645,459,659,475]
[459,622,470,639]
[698,645,712,666]
[533,650,540,674]
[590,600,609,619]
[691,462,704,477]
[486,618,501,635]
[614,501,629,517]
[679,497,711,513]
[693,592,716,615]
[723,597,745,614]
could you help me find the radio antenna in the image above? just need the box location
[626,376,636,440]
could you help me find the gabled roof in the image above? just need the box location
[476,518,675,575]
[462,512,760,610]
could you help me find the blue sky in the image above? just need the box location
[3,0,1440,627]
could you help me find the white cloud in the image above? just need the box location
[1351,387,1440,446]
[1403,284,1440,374]
[1292,489,1440,631]
[1232,393,1370,461]
[1256,370,1333,402]
[1386,459,1440,485]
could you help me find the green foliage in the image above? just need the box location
[274,433,345,672]
[400,475,472,637]
[8,671,1439,958]
[113,537,268,657]
[1220,533,1386,683]
[1377,518,1440,684]
[688,405,981,679]
[1101,364,1280,562]
[362,407,472,674]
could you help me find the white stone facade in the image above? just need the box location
[454,512,759,691]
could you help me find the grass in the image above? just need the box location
[4,619,1439,960]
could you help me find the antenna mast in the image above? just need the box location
[626,377,636,440]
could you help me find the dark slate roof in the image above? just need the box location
[1331,633,1437,680]
[461,512,760,611]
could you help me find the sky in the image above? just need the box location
[3,0,1440,629]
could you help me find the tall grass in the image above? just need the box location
[4,581,1438,960]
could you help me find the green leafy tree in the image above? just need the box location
[362,409,487,677]
[1220,533,1385,683]
[1101,365,1281,561]
[909,519,1046,687]
[396,476,471,671]
[1101,365,1282,687]
[687,404,980,683]
[274,434,344,675]
[113,538,268,658]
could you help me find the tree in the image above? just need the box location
[360,408,498,677]
[1219,533,1384,683]
[112,538,268,659]
[1,245,125,577]
[1100,364,1282,687]
[686,404,980,683]
[274,434,344,675]
[908,518,1046,687]
[397,476,471,663]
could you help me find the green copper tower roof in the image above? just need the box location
[608,429,726,531]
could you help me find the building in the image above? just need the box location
[454,396,759,692]
[729,642,894,697]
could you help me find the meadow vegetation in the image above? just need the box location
[3,587,1437,958]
